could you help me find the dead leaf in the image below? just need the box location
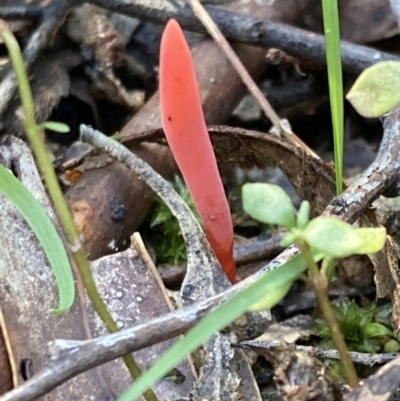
[86,234,197,399]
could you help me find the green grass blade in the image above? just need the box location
[116,254,310,401]
[0,164,75,313]
[322,0,344,194]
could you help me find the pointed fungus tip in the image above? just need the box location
[160,19,236,284]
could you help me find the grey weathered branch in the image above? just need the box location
[89,0,400,75]
[240,340,399,366]
[324,106,400,221]
[0,6,43,21]
[3,0,397,76]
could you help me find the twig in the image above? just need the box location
[0,6,43,21]
[240,340,399,366]
[0,0,81,119]
[0,286,237,401]
[89,0,400,75]
[323,106,400,221]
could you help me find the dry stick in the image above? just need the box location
[240,341,399,366]
[6,0,398,74]
[0,289,238,401]
[89,0,400,75]
[323,106,400,221]
[0,6,43,21]
[1,287,398,401]
[2,109,400,400]
[186,0,316,156]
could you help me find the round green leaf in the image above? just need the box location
[346,61,400,118]
[302,217,385,258]
[352,227,386,254]
[384,339,400,352]
[303,217,363,258]
[242,183,296,229]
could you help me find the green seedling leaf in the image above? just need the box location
[280,232,298,248]
[352,227,386,254]
[40,121,70,133]
[0,165,75,313]
[248,279,293,311]
[297,200,310,229]
[242,183,296,229]
[116,253,314,401]
[360,323,393,338]
[384,339,400,352]
[346,61,400,118]
[302,217,386,258]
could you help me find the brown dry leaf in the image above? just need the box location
[86,233,197,399]
[65,4,145,109]
[0,137,122,399]
[2,50,81,136]
[126,125,338,215]
[0,137,197,399]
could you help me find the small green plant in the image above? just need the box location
[118,183,386,400]
[346,61,400,118]
[316,299,398,353]
[242,183,386,387]
[148,175,200,264]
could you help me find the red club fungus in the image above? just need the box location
[159,19,236,283]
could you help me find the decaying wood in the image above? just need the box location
[89,0,400,75]
[87,234,197,400]
[65,0,312,260]
[0,135,198,401]
[0,6,43,21]
[0,308,13,395]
